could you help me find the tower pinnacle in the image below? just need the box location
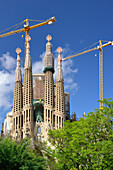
[16,48,21,66]
[55,46,65,128]
[25,35,31,68]
[57,47,62,67]
[15,48,22,82]
[43,35,54,73]
[13,47,23,115]
[46,35,52,42]
[23,34,34,138]
[56,46,63,81]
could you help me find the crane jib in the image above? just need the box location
[0,17,56,38]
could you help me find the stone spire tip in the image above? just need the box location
[16,48,21,64]
[46,35,52,42]
[57,46,62,54]
[57,47,62,66]
[16,48,21,55]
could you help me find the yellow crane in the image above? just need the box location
[0,17,56,67]
[62,40,113,109]
[0,17,55,38]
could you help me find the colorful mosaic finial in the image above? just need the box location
[16,48,21,55]
[46,35,52,42]
[26,35,31,42]
[57,47,62,66]
[16,48,21,64]
[57,47,62,54]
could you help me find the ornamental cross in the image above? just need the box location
[46,35,52,42]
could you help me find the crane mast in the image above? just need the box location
[63,40,113,109]
[99,40,103,109]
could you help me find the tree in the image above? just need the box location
[0,137,47,170]
[48,99,113,170]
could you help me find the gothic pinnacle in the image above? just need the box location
[57,47,62,66]
[16,48,21,66]
[15,47,22,82]
[43,34,54,73]
[56,46,63,81]
[26,35,31,55]
[25,35,31,68]
[46,35,52,42]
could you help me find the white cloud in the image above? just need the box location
[65,83,79,95]
[54,44,79,94]
[32,52,45,74]
[64,77,73,84]
[0,52,18,110]
[0,52,16,71]
[62,59,78,76]
[0,53,22,127]
[0,70,15,109]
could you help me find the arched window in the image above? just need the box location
[37,126,41,134]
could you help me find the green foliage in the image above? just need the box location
[0,138,47,170]
[48,99,113,170]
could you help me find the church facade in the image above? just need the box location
[4,35,70,141]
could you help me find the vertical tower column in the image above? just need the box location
[43,35,54,139]
[23,35,34,139]
[12,48,23,140]
[55,47,65,128]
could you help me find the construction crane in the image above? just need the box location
[0,17,56,67]
[0,17,55,38]
[62,40,113,109]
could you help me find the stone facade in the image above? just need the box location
[33,74,45,100]
[4,35,70,141]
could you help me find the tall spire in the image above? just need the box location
[24,35,31,68]
[15,48,22,82]
[13,48,23,114]
[55,46,65,128]
[23,34,34,139]
[56,47,63,81]
[43,35,54,138]
[43,35,54,73]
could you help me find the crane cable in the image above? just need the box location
[63,41,99,60]
[0,20,25,34]
[0,19,47,35]
[28,19,45,22]
[62,40,111,61]
[13,21,25,31]
[75,41,99,54]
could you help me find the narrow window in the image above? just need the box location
[29,109,30,121]
[37,126,41,134]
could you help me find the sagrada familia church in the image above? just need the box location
[3,34,70,141]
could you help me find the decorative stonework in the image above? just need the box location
[4,35,70,142]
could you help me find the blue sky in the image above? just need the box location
[0,0,113,130]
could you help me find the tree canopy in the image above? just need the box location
[0,137,47,170]
[48,98,113,170]
[0,99,113,170]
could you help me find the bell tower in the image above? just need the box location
[55,47,65,128]
[12,48,23,139]
[23,35,34,139]
[43,35,54,138]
